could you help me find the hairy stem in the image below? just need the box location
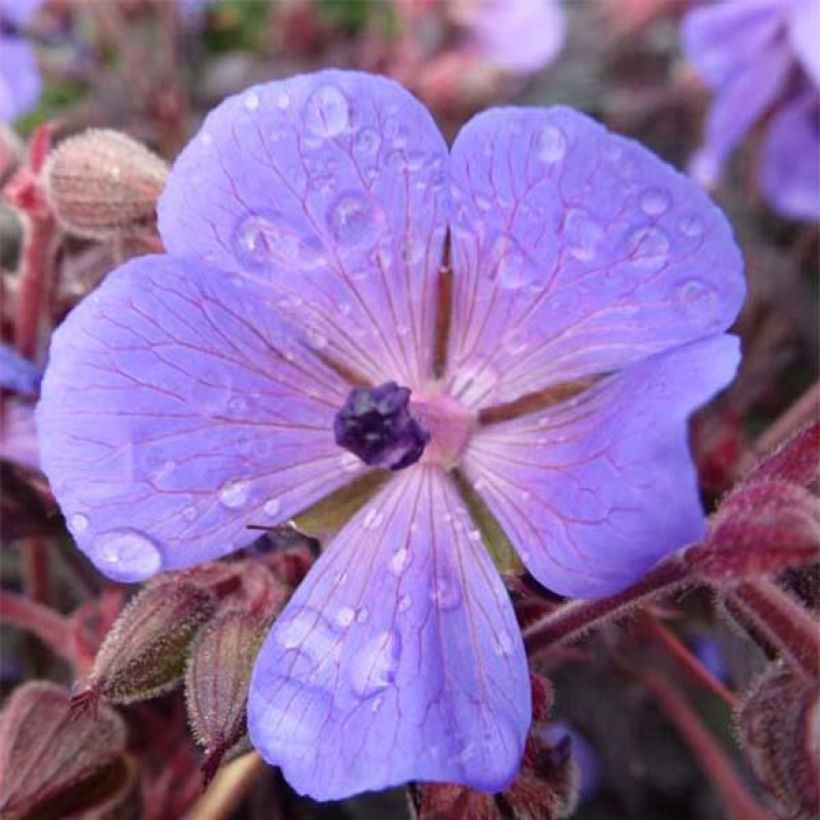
[640,670,769,820]
[1,590,74,664]
[523,555,692,657]
[727,579,820,681]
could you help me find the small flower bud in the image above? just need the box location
[43,128,168,240]
[737,665,820,818]
[185,608,273,783]
[0,681,131,818]
[81,579,216,704]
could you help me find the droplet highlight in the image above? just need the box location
[92,529,162,582]
[304,84,350,138]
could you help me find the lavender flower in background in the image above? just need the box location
[453,0,567,75]
[0,0,43,123]
[37,70,744,798]
[682,0,820,221]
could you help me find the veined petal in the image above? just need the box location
[461,336,741,597]
[37,255,362,581]
[759,90,820,221]
[159,69,449,389]
[445,106,744,410]
[248,466,530,800]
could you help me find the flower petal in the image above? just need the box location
[158,70,449,389]
[0,37,41,123]
[461,336,741,597]
[758,90,820,221]
[787,0,820,88]
[248,466,530,799]
[37,255,361,581]
[445,106,744,410]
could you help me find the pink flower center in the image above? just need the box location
[410,388,476,468]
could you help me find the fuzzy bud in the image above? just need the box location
[185,608,274,783]
[0,682,131,819]
[80,579,216,704]
[44,128,168,239]
[737,665,820,818]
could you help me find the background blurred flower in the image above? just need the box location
[37,70,744,800]
[0,0,43,123]
[682,0,820,220]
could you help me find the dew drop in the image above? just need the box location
[627,224,670,258]
[494,236,537,289]
[243,90,260,111]
[389,547,409,575]
[431,573,461,611]
[349,629,401,698]
[639,188,671,216]
[538,125,567,163]
[678,214,705,237]
[673,278,720,320]
[305,326,328,350]
[362,507,384,531]
[219,478,251,509]
[327,192,377,247]
[182,505,197,522]
[263,497,281,517]
[92,529,162,582]
[70,513,89,533]
[355,607,370,623]
[397,594,411,612]
[564,208,605,261]
[493,630,514,656]
[304,84,350,138]
[275,91,291,110]
[354,126,381,155]
[336,606,356,627]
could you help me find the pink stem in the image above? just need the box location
[1,590,74,664]
[640,670,769,820]
[523,555,692,656]
[727,579,820,681]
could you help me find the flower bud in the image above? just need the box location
[0,681,131,819]
[43,129,168,240]
[737,665,820,818]
[81,579,216,704]
[185,608,273,783]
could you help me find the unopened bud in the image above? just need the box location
[185,608,273,783]
[0,682,131,819]
[81,579,216,704]
[737,665,820,818]
[44,129,168,240]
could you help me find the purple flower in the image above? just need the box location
[456,0,567,75]
[37,70,744,798]
[682,0,820,220]
[0,0,43,123]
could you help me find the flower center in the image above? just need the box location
[334,382,430,471]
[410,388,475,469]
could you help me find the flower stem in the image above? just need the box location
[642,614,740,709]
[726,579,820,681]
[523,555,692,656]
[639,670,769,820]
[1,589,74,664]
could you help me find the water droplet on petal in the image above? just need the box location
[243,90,260,111]
[327,192,377,246]
[354,126,380,155]
[336,606,356,627]
[493,236,538,290]
[678,214,705,237]
[431,573,461,611]
[304,84,350,138]
[219,478,250,508]
[389,547,409,575]
[263,497,281,517]
[673,278,720,322]
[362,508,384,530]
[275,91,291,110]
[349,629,401,698]
[397,594,411,612]
[70,513,89,533]
[627,224,670,258]
[355,607,369,623]
[564,208,605,261]
[639,188,671,216]
[538,125,567,163]
[339,452,360,472]
[182,505,197,522]
[92,529,162,581]
[304,326,328,350]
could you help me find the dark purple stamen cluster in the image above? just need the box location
[334,382,430,471]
